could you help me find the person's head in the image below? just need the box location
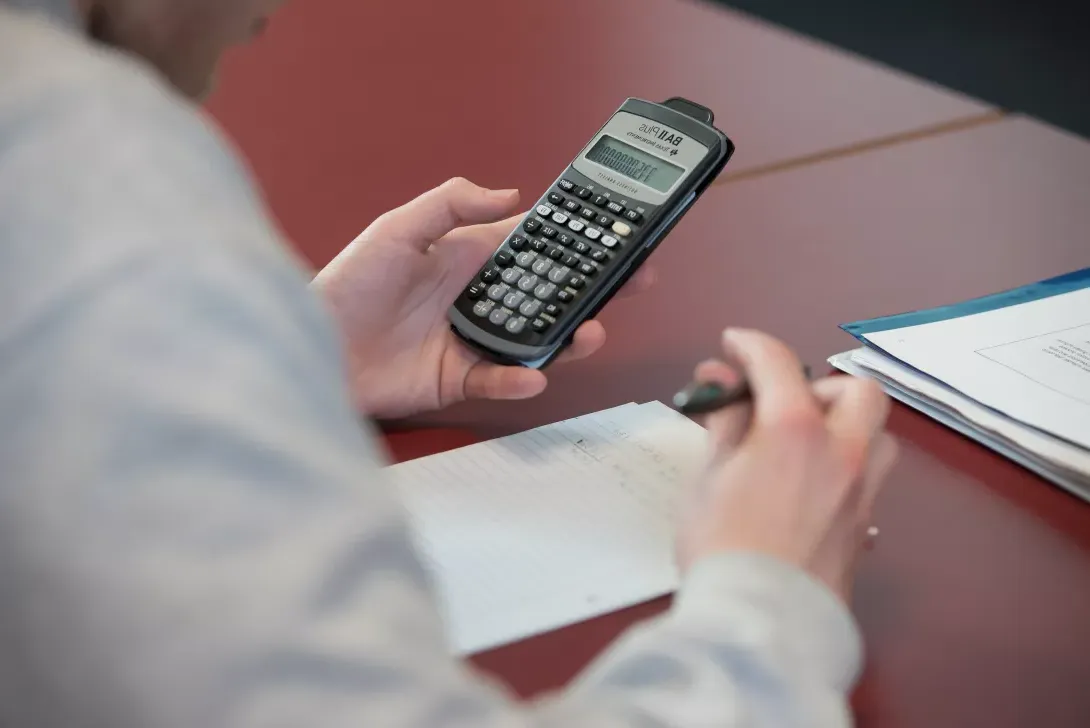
[79,0,286,99]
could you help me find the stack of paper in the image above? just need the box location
[831,267,1090,502]
[384,401,709,655]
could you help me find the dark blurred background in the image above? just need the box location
[709,0,1090,139]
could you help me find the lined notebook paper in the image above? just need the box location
[385,401,709,655]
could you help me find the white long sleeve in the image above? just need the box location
[0,5,862,727]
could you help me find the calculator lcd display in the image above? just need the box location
[584,135,686,193]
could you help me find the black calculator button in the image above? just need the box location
[530,239,547,252]
[557,233,574,247]
[481,267,500,283]
[519,299,543,318]
[541,226,558,239]
[575,187,591,199]
[562,254,579,267]
[531,318,550,333]
[563,199,581,213]
[509,235,527,251]
[524,218,541,234]
[590,249,607,262]
[495,250,514,267]
[595,214,611,228]
[593,194,609,207]
[544,303,562,317]
[548,192,563,205]
[501,267,522,285]
[547,246,564,260]
[466,283,485,300]
[579,262,597,276]
[606,201,625,215]
[567,276,586,289]
[573,241,590,254]
[558,179,575,192]
[579,207,596,220]
[623,209,643,224]
[557,289,574,303]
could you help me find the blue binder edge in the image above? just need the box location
[840,266,1090,339]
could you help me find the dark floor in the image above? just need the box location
[710,0,1090,140]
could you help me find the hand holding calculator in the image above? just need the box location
[448,97,734,369]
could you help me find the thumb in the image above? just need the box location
[462,362,547,402]
[370,177,520,252]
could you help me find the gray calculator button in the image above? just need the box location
[517,274,539,292]
[531,258,552,276]
[568,219,586,233]
[489,308,511,326]
[515,252,536,269]
[551,212,569,225]
[601,234,618,248]
[547,266,570,283]
[534,282,557,300]
[535,204,552,217]
[472,300,495,317]
[505,316,527,334]
[503,290,526,309]
[487,283,508,301]
[585,227,602,241]
[501,267,523,285]
[519,298,542,318]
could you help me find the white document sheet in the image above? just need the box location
[861,287,1090,450]
[385,401,709,655]
[829,348,1090,502]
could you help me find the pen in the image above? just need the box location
[672,366,812,415]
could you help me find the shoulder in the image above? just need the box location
[0,7,315,324]
[0,6,286,263]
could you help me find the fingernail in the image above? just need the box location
[490,188,518,198]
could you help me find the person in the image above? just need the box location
[0,1,899,726]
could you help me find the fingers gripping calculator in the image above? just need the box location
[448,97,734,368]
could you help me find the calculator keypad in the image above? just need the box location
[459,174,651,340]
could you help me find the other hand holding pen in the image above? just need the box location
[675,329,899,605]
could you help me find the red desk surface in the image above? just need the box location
[388,118,1090,728]
[204,0,989,270]
[202,0,1090,721]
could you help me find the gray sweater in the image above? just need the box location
[0,2,861,726]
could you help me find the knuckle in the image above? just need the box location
[442,176,474,195]
[771,404,824,442]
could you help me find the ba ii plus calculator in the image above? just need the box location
[448,97,734,369]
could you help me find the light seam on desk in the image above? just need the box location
[710,109,1008,187]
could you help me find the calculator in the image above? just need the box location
[448,97,734,368]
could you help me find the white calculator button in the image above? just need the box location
[568,219,586,233]
[584,227,602,241]
[611,221,632,237]
[551,212,569,225]
[536,205,552,217]
[601,235,618,248]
